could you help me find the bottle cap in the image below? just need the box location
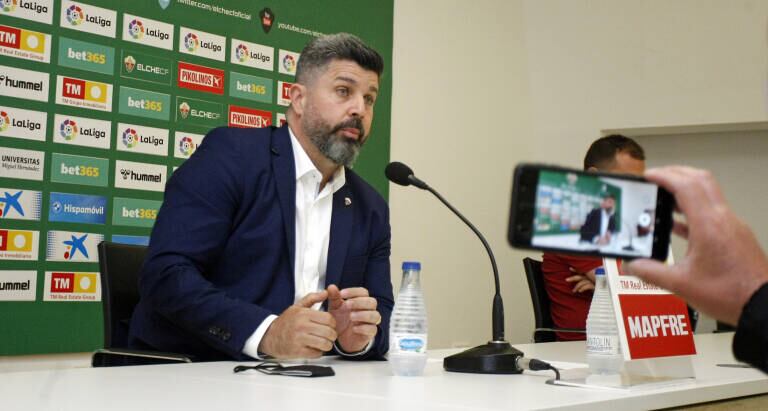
[402,261,421,271]
[595,267,605,276]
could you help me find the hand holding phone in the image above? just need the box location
[508,163,674,260]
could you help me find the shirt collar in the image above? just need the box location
[288,126,346,193]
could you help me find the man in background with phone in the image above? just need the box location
[541,135,645,341]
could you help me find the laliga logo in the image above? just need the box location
[122,128,138,148]
[1,0,17,12]
[60,119,79,141]
[235,44,249,62]
[120,169,130,180]
[184,32,199,52]
[179,101,190,119]
[283,55,296,73]
[128,19,144,40]
[179,136,194,156]
[0,111,9,132]
[66,5,84,25]
[124,55,136,73]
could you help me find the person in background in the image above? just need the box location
[579,192,617,245]
[541,135,645,341]
[627,166,768,373]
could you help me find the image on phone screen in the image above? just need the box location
[531,169,658,258]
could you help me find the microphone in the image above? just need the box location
[385,161,523,374]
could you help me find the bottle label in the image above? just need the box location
[391,334,427,354]
[586,335,620,355]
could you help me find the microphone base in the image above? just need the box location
[443,341,524,374]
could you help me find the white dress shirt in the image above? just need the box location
[242,127,367,359]
[599,209,612,238]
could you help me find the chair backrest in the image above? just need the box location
[522,257,556,343]
[97,241,148,349]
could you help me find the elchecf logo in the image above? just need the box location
[122,128,138,148]
[175,96,223,128]
[0,188,42,221]
[0,229,38,260]
[178,101,190,119]
[44,271,101,301]
[183,32,198,52]
[59,118,77,140]
[128,18,143,39]
[0,106,48,142]
[65,4,82,25]
[0,111,8,131]
[0,24,51,63]
[124,55,135,72]
[1,0,52,25]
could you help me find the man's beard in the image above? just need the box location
[302,113,365,168]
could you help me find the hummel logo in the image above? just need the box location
[120,169,130,180]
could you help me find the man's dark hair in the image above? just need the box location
[601,192,616,200]
[583,134,645,170]
[296,33,384,85]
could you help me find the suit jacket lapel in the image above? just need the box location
[326,183,353,288]
[270,126,296,274]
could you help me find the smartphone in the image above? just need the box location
[508,163,674,261]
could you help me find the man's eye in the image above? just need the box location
[365,95,376,106]
[336,87,349,96]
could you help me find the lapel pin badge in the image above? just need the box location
[344,197,352,206]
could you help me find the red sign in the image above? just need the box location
[177,61,225,95]
[0,25,21,49]
[618,294,696,359]
[228,105,271,128]
[51,272,75,293]
[62,77,86,99]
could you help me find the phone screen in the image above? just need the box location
[530,169,659,258]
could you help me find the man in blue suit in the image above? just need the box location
[129,33,393,361]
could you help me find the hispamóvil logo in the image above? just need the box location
[0,111,9,132]
[184,32,198,52]
[59,119,77,140]
[128,19,144,40]
[65,4,83,25]
[122,128,138,148]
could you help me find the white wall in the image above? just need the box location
[392,0,768,348]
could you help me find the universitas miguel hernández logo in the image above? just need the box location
[122,128,138,148]
[184,32,198,52]
[0,111,9,132]
[66,4,84,25]
[128,19,144,40]
[59,119,78,140]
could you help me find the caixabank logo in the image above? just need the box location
[116,123,168,156]
[0,229,38,260]
[0,0,53,24]
[112,197,161,228]
[0,64,49,102]
[0,271,36,301]
[0,24,51,63]
[123,13,173,50]
[173,131,204,159]
[278,49,300,76]
[0,146,44,181]
[121,49,171,85]
[230,39,273,72]
[52,113,111,149]
[176,96,222,129]
[50,152,108,187]
[60,0,116,38]
[0,105,47,142]
[230,72,272,104]
[55,75,112,112]
[179,26,225,62]
[45,231,102,262]
[58,36,114,75]
[177,61,225,95]
[0,188,41,221]
[115,160,167,192]
[229,105,271,129]
[48,192,106,225]
[44,271,101,302]
[118,86,170,121]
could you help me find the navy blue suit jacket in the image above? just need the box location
[128,125,393,361]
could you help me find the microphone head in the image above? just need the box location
[385,161,414,186]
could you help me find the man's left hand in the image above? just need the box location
[327,285,380,353]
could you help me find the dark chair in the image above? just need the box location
[92,241,192,367]
[522,257,586,343]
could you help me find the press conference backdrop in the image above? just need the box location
[0,0,393,355]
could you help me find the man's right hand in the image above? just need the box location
[258,291,337,359]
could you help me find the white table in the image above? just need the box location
[0,333,765,410]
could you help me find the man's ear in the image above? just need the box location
[289,83,307,116]
[586,166,599,173]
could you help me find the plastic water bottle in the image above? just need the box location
[586,267,623,375]
[389,261,428,376]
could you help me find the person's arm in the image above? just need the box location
[733,283,768,373]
